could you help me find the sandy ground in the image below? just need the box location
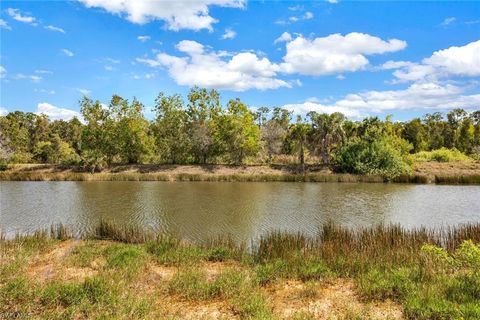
[7,163,329,175]
[7,161,480,177]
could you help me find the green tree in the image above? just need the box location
[186,87,221,163]
[50,118,83,154]
[471,110,480,154]
[80,96,111,168]
[109,95,154,164]
[456,116,475,153]
[445,108,467,149]
[217,98,260,164]
[1,111,36,162]
[423,112,445,150]
[403,118,428,153]
[153,92,190,164]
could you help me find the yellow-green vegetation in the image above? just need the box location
[411,148,472,162]
[1,222,480,319]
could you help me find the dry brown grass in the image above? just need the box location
[2,162,479,183]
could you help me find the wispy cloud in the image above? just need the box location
[441,17,456,27]
[35,69,53,74]
[137,35,151,42]
[0,19,12,30]
[62,49,74,57]
[0,66,7,79]
[35,88,56,94]
[7,8,37,25]
[105,58,120,64]
[77,88,91,95]
[45,25,65,33]
[13,73,42,82]
[276,11,314,25]
[465,20,480,25]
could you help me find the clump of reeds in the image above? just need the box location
[50,223,72,240]
[253,231,309,262]
[435,174,480,184]
[251,222,480,276]
[90,219,154,243]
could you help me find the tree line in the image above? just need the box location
[1,87,479,177]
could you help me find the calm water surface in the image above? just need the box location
[1,182,479,242]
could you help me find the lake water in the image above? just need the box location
[1,181,479,242]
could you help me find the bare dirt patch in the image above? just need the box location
[26,240,95,282]
[267,279,403,319]
[156,296,237,320]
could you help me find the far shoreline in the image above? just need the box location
[1,162,480,184]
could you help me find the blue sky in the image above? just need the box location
[0,0,479,121]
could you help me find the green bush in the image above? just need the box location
[334,136,412,179]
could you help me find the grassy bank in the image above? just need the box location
[1,162,480,184]
[1,222,480,319]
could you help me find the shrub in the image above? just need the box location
[412,148,471,162]
[334,136,412,179]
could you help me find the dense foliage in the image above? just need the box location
[1,87,479,177]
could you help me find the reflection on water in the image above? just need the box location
[1,181,479,242]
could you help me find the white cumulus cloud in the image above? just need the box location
[137,40,292,91]
[424,40,480,77]
[281,32,407,76]
[282,101,363,118]
[79,0,245,31]
[282,82,480,119]
[36,103,81,121]
[385,40,480,83]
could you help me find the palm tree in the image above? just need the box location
[290,115,311,173]
[308,112,346,164]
